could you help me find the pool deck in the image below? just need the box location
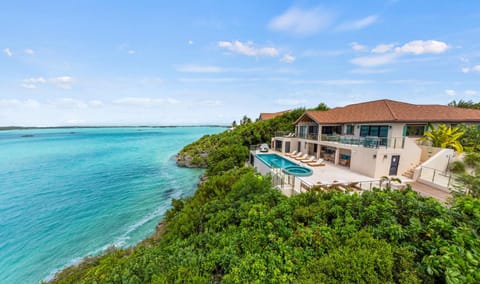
[276,150,411,185]
[266,150,450,202]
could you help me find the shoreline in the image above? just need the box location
[48,158,207,283]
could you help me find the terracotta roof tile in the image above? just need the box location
[259,110,291,120]
[299,99,480,124]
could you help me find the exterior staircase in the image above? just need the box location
[402,163,421,179]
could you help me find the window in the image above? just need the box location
[321,125,342,135]
[299,126,307,137]
[275,140,283,151]
[359,125,389,137]
[308,125,318,134]
[405,125,426,136]
[345,125,354,135]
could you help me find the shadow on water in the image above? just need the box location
[163,188,176,199]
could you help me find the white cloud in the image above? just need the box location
[176,64,224,73]
[337,15,378,31]
[0,99,40,108]
[113,97,180,107]
[371,43,395,54]
[24,77,47,84]
[350,39,449,67]
[127,50,136,54]
[24,49,34,55]
[50,98,88,109]
[445,89,456,96]
[218,40,279,57]
[3,48,13,57]
[276,98,307,106]
[351,42,368,52]
[200,100,222,106]
[268,6,334,36]
[22,76,74,89]
[88,100,104,108]
[188,40,194,45]
[465,90,478,96]
[50,76,74,89]
[350,53,398,67]
[22,84,37,89]
[350,68,391,74]
[291,79,372,85]
[395,40,449,55]
[280,54,296,63]
[462,65,480,73]
[0,99,21,107]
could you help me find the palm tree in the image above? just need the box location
[379,176,402,189]
[420,123,464,152]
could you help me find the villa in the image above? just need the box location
[251,99,480,198]
[272,99,480,179]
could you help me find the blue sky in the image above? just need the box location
[1,0,480,126]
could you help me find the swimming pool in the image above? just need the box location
[256,153,298,168]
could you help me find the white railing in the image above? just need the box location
[418,166,452,189]
[321,135,406,149]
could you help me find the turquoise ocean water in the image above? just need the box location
[0,127,223,284]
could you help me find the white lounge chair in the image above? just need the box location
[294,153,308,161]
[300,156,316,163]
[291,152,303,158]
[285,150,298,157]
[308,158,325,167]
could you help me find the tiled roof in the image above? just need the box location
[259,110,291,120]
[297,99,480,124]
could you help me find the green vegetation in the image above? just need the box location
[310,102,330,111]
[459,124,480,153]
[51,109,480,283]
[448,99,480,109]
[421,123,464,152]
[177,109,305,173]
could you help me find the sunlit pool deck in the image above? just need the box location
[255,150,412,197]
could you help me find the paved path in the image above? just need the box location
[408,182,452,203]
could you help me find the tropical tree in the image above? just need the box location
[421,123,464,152]
[379,176,402,188]
[448,99,480,109]
[310,102,330,111]
[460,124,480,152]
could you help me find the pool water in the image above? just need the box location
[256,153,298,168]
[283,166,313,177]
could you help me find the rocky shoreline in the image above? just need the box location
[175,152,209,168]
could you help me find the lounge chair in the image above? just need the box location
[300,156,316,163]
[285,150,298,157]
[291,152,303,158]
[294,153,308,160]
[308,158,325,167]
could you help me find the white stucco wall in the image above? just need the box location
[252,154,272,176]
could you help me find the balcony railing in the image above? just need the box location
[298,132,318,140]
[274,131,294,138]
[321,135,405,149]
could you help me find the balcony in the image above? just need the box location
[298,132,318,140]
[321,135,405,149]
[274,132,318,140]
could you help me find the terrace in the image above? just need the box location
[274,131,406,149]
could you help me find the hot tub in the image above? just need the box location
[282,166,313,177]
